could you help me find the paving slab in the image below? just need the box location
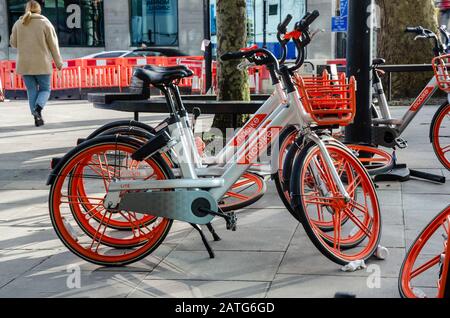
[278,228,405,278]
[129,280,270,298]
[266,274,399,298]
[147,251,285,282]
[0,270,147,298]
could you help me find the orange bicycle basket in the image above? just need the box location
[432,54,450,92]
[294,70,357,126]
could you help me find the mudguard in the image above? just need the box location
[46,135,146,186]
[86,120,156,140]
[429,101,449,143]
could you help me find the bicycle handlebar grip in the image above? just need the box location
[297,10,320,32]
[221,51,246,61]
[405,26,421,33]
[278,14,293,33]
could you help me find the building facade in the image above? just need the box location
[0,0,336,61]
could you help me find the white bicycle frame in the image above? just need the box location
[374,74,440,134]
[106,79,351,205]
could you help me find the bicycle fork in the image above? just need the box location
[306,132,351,202]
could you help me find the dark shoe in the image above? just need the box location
[34,105,44,127]
[34,114,44,127]
[35,105,43,116]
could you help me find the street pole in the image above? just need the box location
[263,0,267,48]
[344,0,373,145]
[203,0,213,93]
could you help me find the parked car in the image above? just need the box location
[80,48,188,59]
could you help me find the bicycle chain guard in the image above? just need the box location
[118,190,217,225]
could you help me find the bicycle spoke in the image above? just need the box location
[315,154,337,192]
[410,255,441,280]
[441,144,450,154]
[346,175,362,197]
[231,178,254,189]
[85,207,106,221]
[343,208,372,237]
[225,191,250,201]
[303,194,334,206]
[333,212,342,250]
[119,211,154,238]
[348,199,370,216]
[90,211,113,253]
[334,157,346,178]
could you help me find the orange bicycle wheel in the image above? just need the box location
[291,141,382,264]
[431,103,450,170]
[220,172,266,211]
[346,144,394,176]
[68,154,159,248]
[49,137,173,266]
[399,206,450,298]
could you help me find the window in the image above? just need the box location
[210,0,306,58]
[7,0,105,47]
[268,4,278,16]
[130,0,179,47]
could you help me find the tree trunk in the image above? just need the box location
[214,0,251,132]
[377,0,438,98]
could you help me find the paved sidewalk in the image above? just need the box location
[0,100,448,298]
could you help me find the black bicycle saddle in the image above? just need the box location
[133,65,193,85]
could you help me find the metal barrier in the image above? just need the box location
[0,56,272,99]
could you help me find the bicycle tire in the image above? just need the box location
[399,205,450,298]
[430,102,450,170]
[49,135,174,266]
[291,140,382,265]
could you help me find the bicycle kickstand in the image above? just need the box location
[206,223,221,241]
[190,223,215,259]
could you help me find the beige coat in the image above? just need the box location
[10,14,63,75]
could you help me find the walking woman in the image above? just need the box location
[10,0,63,127]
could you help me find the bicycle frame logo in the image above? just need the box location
[410,86,434,112]
[238,125,283,165]
[232,114,268,146]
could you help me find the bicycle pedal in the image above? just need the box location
[199,208,237,231]
[394,137,408,149]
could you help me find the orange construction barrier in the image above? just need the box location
[0,61,5,102]
[1,56,268,98]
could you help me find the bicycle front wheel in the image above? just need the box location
[431,102,450,170]
[291,141,382,265]
[399,206,450,298]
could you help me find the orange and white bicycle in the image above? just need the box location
[399,205,450,298]
[46,11,382,267]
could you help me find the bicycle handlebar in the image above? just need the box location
[296,10,320,32]
[405,26,423,34]
[221,48,280,72]
[405,26,446,56]
[220,51,248,61]
[221,11,320,75]
[278,14,293,34]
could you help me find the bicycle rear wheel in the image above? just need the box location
[346,144,394,176]
[272,125,301,220]
[49,136,173,266]
[220,172,266,211]
[291,141,382,265]
[399,206,450,298]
